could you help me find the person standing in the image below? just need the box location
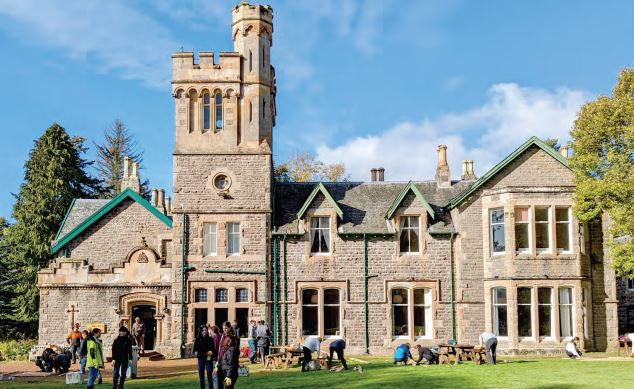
[193,325,215,389]
[131,317,146,354]
[66,323,82,364]
[479,331,498,365]
[232,319,240,339]
[220,335,239,389]
[247,320,257,363]
[86,328,104,389]
[301,334,321,373]
[217,322,239,389]
[327,339,347,370]
[256,320,271,365]
[78,330,89,374]
[112,326,133,389]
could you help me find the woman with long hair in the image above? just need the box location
[193,325,215,389]
[220,335,239,389]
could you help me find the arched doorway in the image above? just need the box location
[119,292,166,351]
[131,305,157,351]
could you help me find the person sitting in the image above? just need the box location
[565,337,582,359]
[413,345,436,365]
[393,343,412,365]
[53,351,71,374]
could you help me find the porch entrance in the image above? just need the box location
[132,304,157,351]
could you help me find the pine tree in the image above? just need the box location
[5,123,101,331]
[0,217,19,339]
[94,119,149,198]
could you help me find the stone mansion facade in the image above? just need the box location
[37,2,630,357]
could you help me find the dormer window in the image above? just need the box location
[310,217,330,255]
[399,216,420,254]
[214,91,223,132]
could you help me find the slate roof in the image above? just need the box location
[53,199,110,245]
[273,180,472,235]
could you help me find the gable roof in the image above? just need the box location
[51,188,172,254]
[296,182,344,219]
[447,136,570,209]
[385,181,435,220]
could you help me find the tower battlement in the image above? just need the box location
[171,51,241,83]
[232,2,273,27]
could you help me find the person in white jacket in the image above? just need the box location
[565,337,582,359]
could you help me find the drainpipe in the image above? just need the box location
[180,214,187,357]
[272,237,278,345]
[282,234,288,345]
[363,234,369,354]
[449,232,456,341]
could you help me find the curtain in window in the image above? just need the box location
[202,222,217,256]
[310,217,330,254]
[559,287,573,338]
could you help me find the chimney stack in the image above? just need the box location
[151,189,159,207]
[377,167,385,182]
[158,189,166,213]
[120,156,141,193]
[559,144,570,158]
[435,145,451,188]
[165,197,172,215]
[461,160,477,180]
[370,168,378,182]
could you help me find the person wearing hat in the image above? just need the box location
[66,323,82,364]
[112,326,134,389]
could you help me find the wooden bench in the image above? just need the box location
[618,340,632,356]
[472,347,487,365]
[264,352,286,370]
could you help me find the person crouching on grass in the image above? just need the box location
[565,337,582,359]
[86,328,104,389]
[327,339,348,370]
[194,325,215,389]
[393,343,412,365]
[301,332,321,372]
[112,326,133,389]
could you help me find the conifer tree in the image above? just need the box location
[94,119,149,198]
[0,217,19,339]
[6,123,101,329]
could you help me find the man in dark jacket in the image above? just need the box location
[111,326,133,389]
[255,320,270,364]
[327,339,348,370]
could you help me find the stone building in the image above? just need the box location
[38,2,623,357]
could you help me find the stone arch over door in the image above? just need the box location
[119,292,167,347]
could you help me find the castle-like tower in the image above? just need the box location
[169,2,275,352]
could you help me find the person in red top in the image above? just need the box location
[66,323,82,364]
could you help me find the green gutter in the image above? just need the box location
[180,214,187,357]
[282,235,288,345]
[204,269,266,275]
[53,198,76,241]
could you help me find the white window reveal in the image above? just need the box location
[559,287,574,338]
[492,287,508,337]
[514,207,530,253]
[227,223,240,255]
[202,222,217,256]
[556,207,572,253]
[538,287,553,338]
[517,287,533,338]
[535,207,551,253]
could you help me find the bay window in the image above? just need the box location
[517,287,532,337]
[492,287,508,337]
[515,207,530,253]
[490,209,505,254]
[535,207,551,252]
[556,207,572,253]
[559,287,574,338]
[538,288,553,338]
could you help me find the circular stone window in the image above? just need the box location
[213,174,231,191]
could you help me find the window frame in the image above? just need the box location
[489,208,506,255]
[627,277,634,291]
[235,288,249,304]
[227,222,241,256]
[214,91,223,132]
[514,207,531,254]
[322,288,342,338]
[535,206,552,253]
[202,91,211,132]
[215,288,229,304]
[492,287,508,338]
[555,207,572,254]
[194,288,208,303]
[390,287,433,340]
[517,286,533,339]
[537,287,554,339]
[202,222,217,257]
[558,287,574,339]
[399,215,421,255]
[301,288,321,338]
[309,216,331,255]
[188,90,197,133]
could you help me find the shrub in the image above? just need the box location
[0,339,36,361]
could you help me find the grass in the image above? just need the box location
[1,356,631,389]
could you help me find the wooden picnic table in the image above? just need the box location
[437,344,482,365]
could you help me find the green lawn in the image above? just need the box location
[1,356,631,389]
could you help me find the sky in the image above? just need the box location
[0,0,633,218]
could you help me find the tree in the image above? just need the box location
[0,217,19,339]
[94,119,149,198]
[5,123,101,331]
[543,138,561,151]
[274,153,349,182]
[570,66,634,276]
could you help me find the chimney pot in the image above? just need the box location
[559,144,570,158]
[165,197,172,215]
[461,160,469,180]
[123,156,131,178]
[151,189,159,207]
[378,167,385,182]
[158,189,166,212]
[435,145,451,187]
[370,168,377,182]
[131,162,139,178]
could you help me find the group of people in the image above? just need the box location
[246,319,271,364]
[392,332,500,366]
[35,347,73,375]
[193,321,241,389]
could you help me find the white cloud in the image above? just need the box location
[0,0,180,88]
[316,83,591,181]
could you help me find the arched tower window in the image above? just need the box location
[214,91,223,132]
[249,100,253,123]
[262,97,266,120]
[249,50,253,73]
[202,92,211,132]
[188,90,197,133]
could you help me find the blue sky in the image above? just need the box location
[0,0,632,218]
